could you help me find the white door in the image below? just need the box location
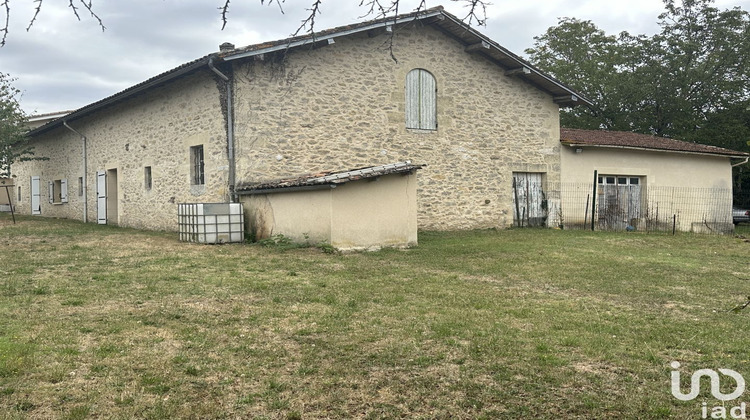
[512,172,545,227]
[96,171,107,224]
[30,176,41,215]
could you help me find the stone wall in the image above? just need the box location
[13,22,563,233]
[11,70,228,231]
[232,23,561,230]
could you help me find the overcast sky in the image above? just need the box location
[1,0,746,115]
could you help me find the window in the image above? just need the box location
[144,166,152,190]
[17,186,21,202]
[598,176,641,187]
[405,69,437,130]
[78,177,83,196]
[190,146,204,185]
[48,179,68,204]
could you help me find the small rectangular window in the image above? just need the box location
[49,179,68,204]
[54,180,62,203]
[17,186,21,202]
[630,178,639,185]
[617,177,627,185]
[606,177,615,184]
[78,177,83,196]
[144,166,152,190]
[190,145,205,186]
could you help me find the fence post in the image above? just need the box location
[591,170,597,231]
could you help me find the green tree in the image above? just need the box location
[527,0,750,202]
[0,72,39,177]
[524,18,646,131]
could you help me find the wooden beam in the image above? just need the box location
[465,41,490,53]
[553,95,579,104]
[312,37,336,50]
[505,67,531,77]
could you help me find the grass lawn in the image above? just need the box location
[1,214,749,419]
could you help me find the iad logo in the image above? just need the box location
[671,361,747,419]
[671,361,746,401]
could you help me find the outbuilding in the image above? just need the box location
[559,128,749,233]
[237,162,421,251]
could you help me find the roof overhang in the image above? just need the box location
[25,8,590,139]
[26,56,213,137]
[562,142,749,159]
[222,9,590,108]
[236,162,423,195]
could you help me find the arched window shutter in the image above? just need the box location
[405,69,437,130]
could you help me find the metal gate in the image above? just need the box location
[597,176,642,230]
[512,172,547,227]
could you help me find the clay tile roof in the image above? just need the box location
[560,128,749,157]
[236,161,424,194]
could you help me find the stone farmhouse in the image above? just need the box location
[13,6,590,235]
[13,6,747,240]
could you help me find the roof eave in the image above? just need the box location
[223,10,445,62]
[562,142,749,159]
[432,13,592,108]
[222,9,590,107]
[27,56,214,137]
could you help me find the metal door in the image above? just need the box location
[96,171,107,224]
[30,176,41,215]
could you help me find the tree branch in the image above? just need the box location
[1,0,10,47]
[459,0,489,26]
[26,0,42,33]
[293,0,323,37]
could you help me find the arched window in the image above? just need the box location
[405,69,437,130]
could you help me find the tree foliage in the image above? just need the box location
[526,0,750,202]
[0,72,38,177]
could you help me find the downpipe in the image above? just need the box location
[208,57,236,203]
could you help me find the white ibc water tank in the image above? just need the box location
[177,203,244,244]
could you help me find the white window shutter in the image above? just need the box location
[61,179,68,203]
[48,181,54,203]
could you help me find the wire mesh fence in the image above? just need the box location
[512,181,747,235]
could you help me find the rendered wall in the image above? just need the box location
[232,24,561,231]
[11,71,228,231]
[560,146,734,232]
[330,173,418,250]
[242,173,418,250]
